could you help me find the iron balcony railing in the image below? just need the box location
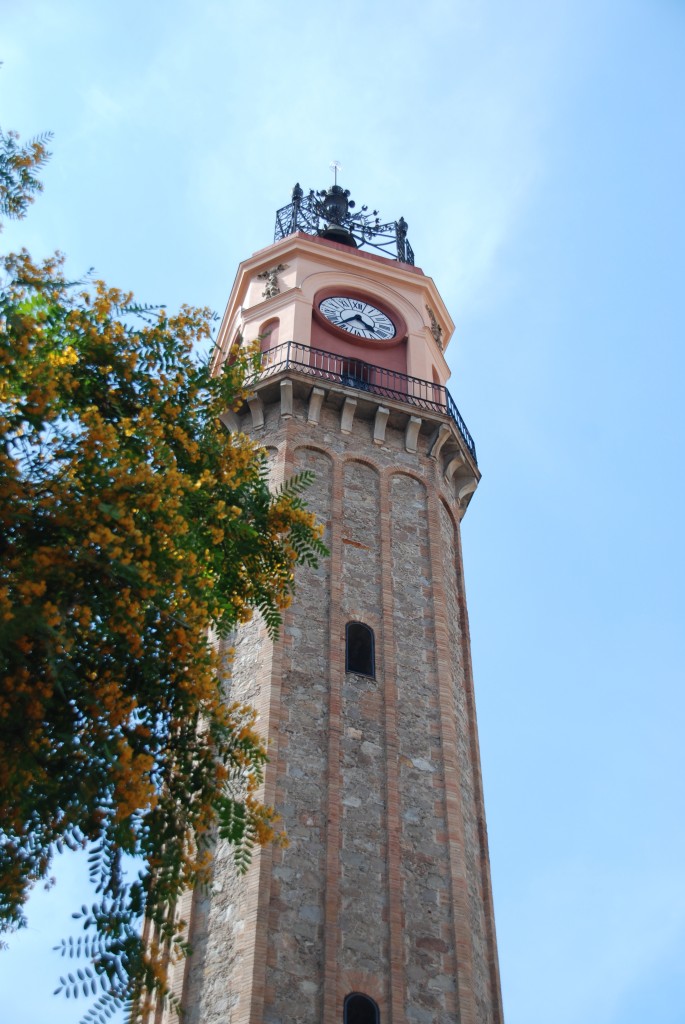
[248,341,477,464]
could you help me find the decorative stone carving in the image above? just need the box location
[444,453,465,481]
[426,305,443,350]
[373,405,390,445]
[429,423,452,460]
[258,262,288,299]
[246,392,264,429]
[280,379,293,418]
[218,409,241,433]
[308,386,325,424]
[405,415,422,453]
[340,397,357,434]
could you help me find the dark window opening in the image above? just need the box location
[346,622,375,677]
[344,993,379,1024]
[341,357,372,391]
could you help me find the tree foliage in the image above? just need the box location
[0,127,326,1020]
[0,126,51,223]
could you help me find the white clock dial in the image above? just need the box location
[319,296,396,340]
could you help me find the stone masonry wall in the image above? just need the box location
[339,461,388,986]
[182,445,286,1024]
[263,447,333,1024]
[439,501,491,1022]
[180,385,502,1024]
[391,473,458,1024]
[182,616,276,1024]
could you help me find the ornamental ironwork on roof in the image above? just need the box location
[274,182,415,265]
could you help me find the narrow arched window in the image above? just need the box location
[432,365,443,405]
[259,317,280,351]
[346,622,375,677]
[344,993,379,1024]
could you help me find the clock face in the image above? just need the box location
[319,296,396,340]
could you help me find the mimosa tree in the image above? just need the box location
[0,127,326,1021]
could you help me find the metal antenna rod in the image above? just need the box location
[330,159,342,186]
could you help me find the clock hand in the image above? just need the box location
[339,309,375,330]
[351,314,375,330]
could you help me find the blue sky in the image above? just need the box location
[2,1,684,1022]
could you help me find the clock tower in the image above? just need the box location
[174,183,504,1024]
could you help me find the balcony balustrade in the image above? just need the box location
[247,341,477,465]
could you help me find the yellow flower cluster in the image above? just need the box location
[0,249,326,1009]
[46,345,78,368]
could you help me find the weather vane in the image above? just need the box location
[330,160,342,186]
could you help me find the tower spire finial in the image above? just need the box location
[330,159,342,186]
